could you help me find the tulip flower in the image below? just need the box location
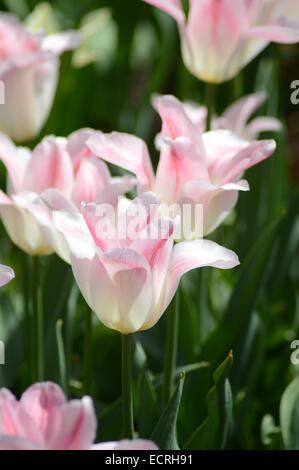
[0,130,135,259]
[0,13,80,142]
[142,0,299,83]
[0,382,157,450]
[53,192,239,334]
[87,95,276,238]
[0,263,14,287]
[177,92,282,140]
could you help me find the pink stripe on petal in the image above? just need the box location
[20,382,65,434]
[22,136,74,195]
[71,157,110,208]
[81,202,117,252]
[47,397,96,450]
[153,94,206,155]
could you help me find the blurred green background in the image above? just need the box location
[0,0,298,450]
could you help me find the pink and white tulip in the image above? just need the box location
[0,13,80,142]
[179,92,282,140]
[87,95,276,238]
[0,382,157,450]
[53,192,239,334]
[0,130,135,258]
[142,0,299,83]
[0,263,14,287]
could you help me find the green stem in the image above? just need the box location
[163,289,180,406]
[56,319,68,396]
[232,73,244,101]
[23,253,33,382]
[83,308,92,395]
[121,334,134,439]
[205,82,217,131]
[32,256,44,381]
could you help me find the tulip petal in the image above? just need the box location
[0,388,43,445]
[66,128,96,170]
[0,264,15,287]
[0,195,53,256]
[213,92,267,136]
[244,116,282,141]
[102,248,153,334]
[180,178,249,235]
[81,202,117,252]
[87,132,154,192]
[0,133,29,192]
[42,31,81,55]
[130,217,175,267]
[153,94,206,155]
[142,0,185,24]
[246,16,299,43]
[0,435,42,450]
[182,100,207,133]
[0,58,59,142]
[164,239,239,308]
[73,251,118,330]
[31,189,79,263]
[203,130,248,170]
[95,175,136,207]
[22,136,74,195]
[20,382,66,441]
[118,192,161,247]
[47,396,96,450]
[53,208,95,260]
[155,137,208,206]
[20,382,65,414]
[71,157,110,208]
[209,138,276,185]
[186,0,248,83]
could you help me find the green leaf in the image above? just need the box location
[151,372,185,450]
[3,0,29,17]
[25,2,61,35]
[136,368,158,438]
[184,352,233,450]
[280,377,299,449]
[153,362,209,389]
[97,398,122,442]
[42,256,73,381]
[201,216,281,375]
